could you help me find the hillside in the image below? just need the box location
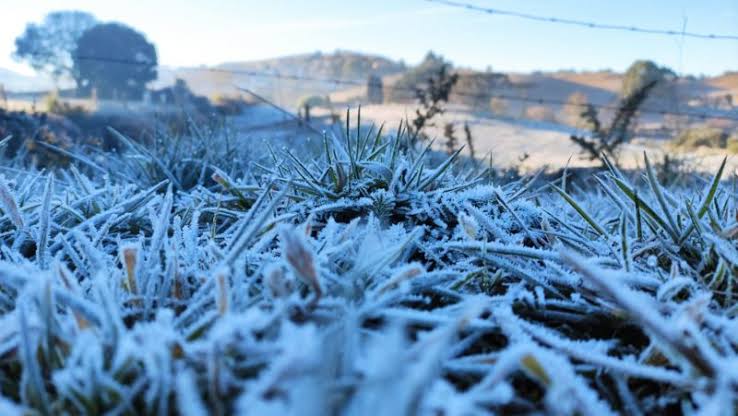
[155,51,406,107]
[0,67,54,93]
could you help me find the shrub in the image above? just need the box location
[570,80,658,163]
[297,95,331,110]
[489,97,508,116]
[524,105,556,122]
[366,74,383,104]
[451,72,507,108]
[408,64,458,144]
[727,135,738,153]
[672,127,728,150]
[386,51,450,103]
[42,91,87,118]
[211,94,248,116]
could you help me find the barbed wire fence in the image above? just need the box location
[34,53,738,124]
[424,0,738,40]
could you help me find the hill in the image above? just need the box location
[157,50,406,108]
[0,67,54,93]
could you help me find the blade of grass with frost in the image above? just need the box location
[18,305,51,415]
[620,212,631,272]
[36,176,53,269]
[542,209,589,243]
[706,234,738,266]
[0,175,23,230]
[69,165,94,196]
[419,146,463,191]
[509,169,543,203]
[483,255,564,298]
[402,139,435,192]
[108,127,183,190]
[445,241,560,261]
[389,123,402,169]
[344,108,358,179]
[40,278,55,369]
[284,150,336,198]
[175,366,209,416]
[697,156,727,219]
[553,185,605,236]
[561,155,572,194]
[561,251,716,377]
[367,141,391,162]
[35,141,113,178]
[211,168,252,207]
[644,153,680,241]
[368,122,386,159]
[356,106,364,157]
[593,176,628,214]
[224,181,273,253]
[9,171,38,206]
[610,175,675,241]
[634,190,643,241]
[0,135,11,149]
[352,227,423,282]
[679,200,705,246]
[223,186,286,266]
[494,189,538,243]
[602,152,626,182]
[514,317,691,387]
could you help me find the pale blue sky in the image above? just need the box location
[2,0,737,76]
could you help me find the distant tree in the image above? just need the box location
[13,11,98,87]
[387,51,450,102]
[0,84,6,109]
[453,72,508,108]
[621,60,675,99]
[367,74,383,104]
[73,23,157,100]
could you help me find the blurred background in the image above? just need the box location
[1,0,737,172]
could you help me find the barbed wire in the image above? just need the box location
[26,53,738,122]
[424,0,738,40]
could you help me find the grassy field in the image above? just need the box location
[0,109,736,414]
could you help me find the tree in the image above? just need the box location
[453,72,508,108]
[13,11,97,87]
[74,23,157,100]
[387,51,450,102]
[367,74,383,104]
[620,60,674,99]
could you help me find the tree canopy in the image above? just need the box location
[621,60,676,99]
[13,11,98,86]
[73,23,158,100]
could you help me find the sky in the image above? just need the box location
[1,0,737,77]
